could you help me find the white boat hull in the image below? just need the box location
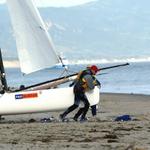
[0,87,100,115]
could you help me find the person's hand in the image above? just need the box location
[69,82,74,87]
[98,83,101,89]
[95,82,101,89]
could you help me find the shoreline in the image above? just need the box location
[0,92,150,149]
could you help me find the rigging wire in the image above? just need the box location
[58,55,74,78]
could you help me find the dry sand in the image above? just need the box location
[0,93,150,150]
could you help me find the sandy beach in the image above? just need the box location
[0,93,150,150]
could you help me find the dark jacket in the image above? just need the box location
[70,69,100,92]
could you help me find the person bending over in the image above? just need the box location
[59,65,100,122]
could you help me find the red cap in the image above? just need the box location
[90,65,99,73]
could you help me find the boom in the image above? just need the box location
[0,49,8,93]
[13,63,129,92]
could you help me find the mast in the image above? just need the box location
[0,49,8,93]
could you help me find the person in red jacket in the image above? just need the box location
[59,65,100,122]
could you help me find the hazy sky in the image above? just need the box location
[0,0,97,7]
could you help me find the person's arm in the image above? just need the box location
[92,76,101,88]
[69,81,75,87]
[69,71,82,87]
[95,79,101,88]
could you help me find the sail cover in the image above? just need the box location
[6,0,59,74]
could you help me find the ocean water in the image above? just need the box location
[4,62,150,95]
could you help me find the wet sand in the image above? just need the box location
[0,93,150,150]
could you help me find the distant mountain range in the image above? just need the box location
[1,0,150,62]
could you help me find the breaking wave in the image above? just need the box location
[69,56,150,65]
[3,56,150,68]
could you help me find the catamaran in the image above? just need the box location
[0,0,100,116]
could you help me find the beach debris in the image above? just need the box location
[103,133,119,143]
[28,118,36,123]
[0,115,5,121]
[40,117,55,123]
[103,133,118,139]
[114,126,135,131]
[114,115,132,121]
[107,139,118,143]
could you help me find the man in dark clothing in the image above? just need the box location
[59,65,100,122]
[73,76,100,121]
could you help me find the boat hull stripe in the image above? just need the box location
[15,93,38,99]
